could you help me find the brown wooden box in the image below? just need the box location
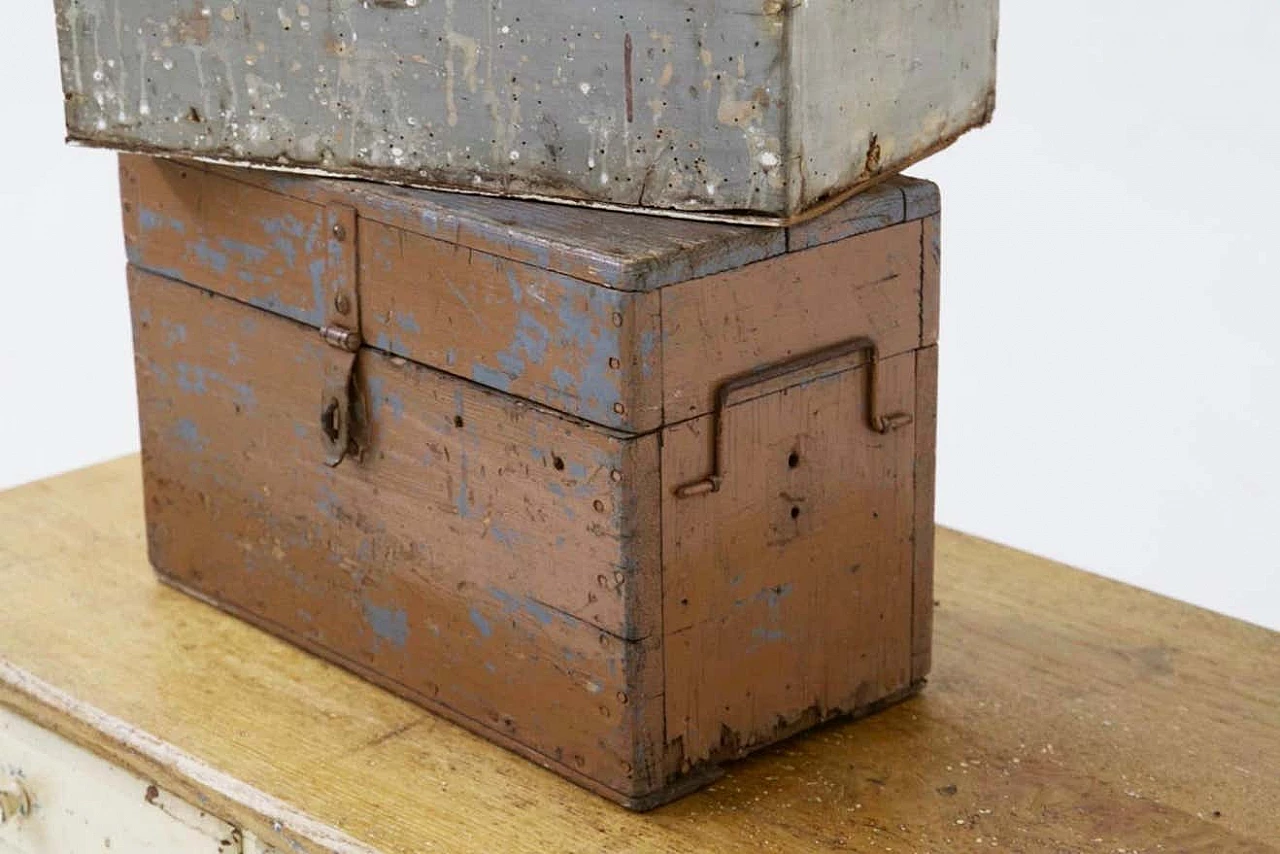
[119,154,940,810]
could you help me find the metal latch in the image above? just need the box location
[674,336,914,498]
[318,203,362,467]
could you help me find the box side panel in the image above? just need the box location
[129,267,664,796]
[788,0,997,210]
[63,0,788,215]
[660,221,924,423]
[359,220,662,432]
[660,352,918,768]
[912,345,939,682]
[123,155,661,431]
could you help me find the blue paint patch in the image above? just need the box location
[233,382,257,410]
[270,236,298,268]
[237,270,259,285]
[471,362,512,393]
[219,238,270,264]
[316,484,341,519]
[505,269,524,303]
[363,601,409,650]
[751,627,788,642]
[495,348,524,380]
[455,457,472,518]
[489,587,555,626]
[176,363,207,395]
[489,524,522,549]
[308,258,326,325]
[755,584,793,609]
[375,331,393,352]
[515,313,550,364]
[173,418,207,451]
[366,375,405,419]
[261,214,308,238]
[542,284,628,423]
[396,312,422,334]
[137,307,152,323]
[445,348,457,366]
[227,342,241,366]
[293,423,310,439]
[640,329,659,379]
[551,367,575,394]
[567,462,589,480]
[191,239,229,274]
[484,661,498,673]
[161,320,187,347]
[168,217,186,234]
[469,608,492,638]
[139,208,163,231]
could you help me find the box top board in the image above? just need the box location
[122,155,938,433]
[197,161,939,292]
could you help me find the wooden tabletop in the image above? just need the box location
[0,458,1276,853]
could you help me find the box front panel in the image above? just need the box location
[660,351,918,769]
[129,268,660,797]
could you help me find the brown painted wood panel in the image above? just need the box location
[123,156,329,328]
[660,350,918,768]
[912,346,939,682]
[357,220,663,432]
[922,214,941,347]
[660,221,924,422]
[129,267,663,799]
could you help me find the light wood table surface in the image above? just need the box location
[0,457,1276,853]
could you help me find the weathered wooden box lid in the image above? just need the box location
[121,155,940,434]
[63,0,993,222]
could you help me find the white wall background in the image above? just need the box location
[2,2,1276,629]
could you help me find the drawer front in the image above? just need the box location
[0,706,274,854]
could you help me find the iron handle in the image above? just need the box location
[674,336,914,498]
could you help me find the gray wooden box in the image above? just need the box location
[54,0,996,222]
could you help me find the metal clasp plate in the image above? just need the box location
[318,203,362,467]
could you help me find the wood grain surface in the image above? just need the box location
[661,351,919,767]
[1,459,1276,853]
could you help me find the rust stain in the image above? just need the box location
[623,34,635,125]
[176,4,211,44]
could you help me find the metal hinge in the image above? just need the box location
[674,336,914,499]
[318,203,363,467]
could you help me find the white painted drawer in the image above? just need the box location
[0,706,275,854]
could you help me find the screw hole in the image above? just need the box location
[454,415,464,428]
[790,505,801,520]
[788,451,800,468]
[553,455,565,471]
